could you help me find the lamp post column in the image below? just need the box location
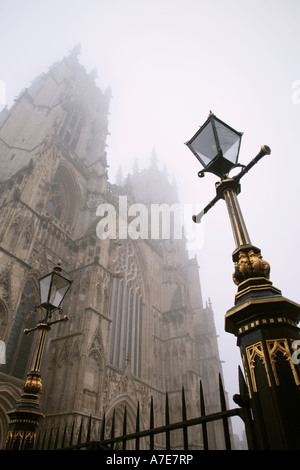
[4,314,69,450]
[221,182,300,449]
[4,324,49,450]
[186,113,300,449]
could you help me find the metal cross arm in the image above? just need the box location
[192,145,271,224]
[24,315,69,335]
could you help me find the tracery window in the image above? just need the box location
[3,280,38,380]
[108,244,143,378]
[45,164,79,227]
[59,105,84,152]
[45,183,63,219]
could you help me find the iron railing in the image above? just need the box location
[35,369,255,450]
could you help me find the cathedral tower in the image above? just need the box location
[0,49,226,449]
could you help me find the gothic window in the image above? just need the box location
[7,223,20,253]
[109,274,143,378]
[3,280,38,380]
[0,301,7,346]
[46,183,63,219]
[21,231,31,251]
[45,164,80,227]
[59,105,84,152]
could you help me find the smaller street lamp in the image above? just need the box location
[4,263,72,450]
[38,264,73,313]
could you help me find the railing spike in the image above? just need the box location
[182,386,187,419]
[86,415,92,443]
[200,380,208,449]
[236,367,257,450]
[233,366,251,408]
[53,425,60,449]
[181,387,188,450]
[219,374,227,411]
[60,421,67,449]
[200,380,206,415]
[150,396,154,450]
[135,402,140,450]
[69,420,75,447]
[122,406,127,450]
[238,365,249,398]
[219,373,231,450]
[165,392,170,449]
[110,409,116,450]
[77,417,83,445]
[100,411,106,442]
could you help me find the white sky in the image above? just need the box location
[1,0,300,441]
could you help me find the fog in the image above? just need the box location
[1,0,300,441]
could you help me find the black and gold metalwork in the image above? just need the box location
[187,116,300,449]
[5,264,72,450]
[4,316,69,450]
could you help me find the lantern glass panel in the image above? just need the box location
[214,119,241,164]
[189,121,218,167]
[39,273,52,305]
[48,272,71,308]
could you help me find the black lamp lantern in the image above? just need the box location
[39,264,72,312]
[185,112,243,179]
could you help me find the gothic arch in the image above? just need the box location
[46,162,81,227]
[105,394,139,448]
[0,382,22,449]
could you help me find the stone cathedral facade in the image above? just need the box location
[0,48,227,449]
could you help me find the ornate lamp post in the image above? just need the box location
[186,112,300,450]
[4,263,72,450]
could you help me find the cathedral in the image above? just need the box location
[0,48,227,449]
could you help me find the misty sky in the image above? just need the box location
[1,0,300,439]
